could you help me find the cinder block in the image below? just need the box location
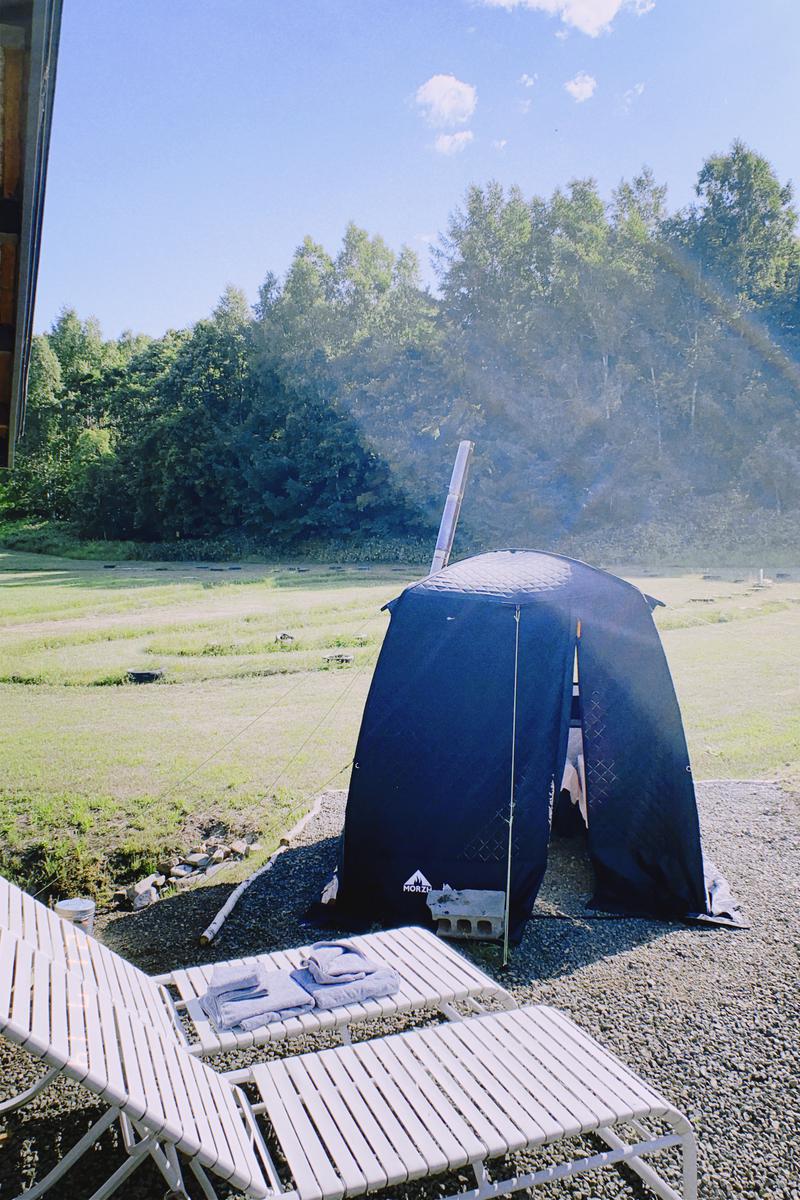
[426,888,505,942]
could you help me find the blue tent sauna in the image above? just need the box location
[331,550,740,937]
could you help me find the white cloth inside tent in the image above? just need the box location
[560,726,587,826]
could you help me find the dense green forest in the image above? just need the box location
[3,141,799,561]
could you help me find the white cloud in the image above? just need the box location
[493,138,509,151]
[565,71,597,101]
[518,97,532,114]
[415,74,477,127]
[479,0,654,38]
[434,130,475,155]
[519,72,536,87]
[621,80,645,111]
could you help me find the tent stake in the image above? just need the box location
[502,604,521,968]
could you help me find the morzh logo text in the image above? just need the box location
[403,870,432,893]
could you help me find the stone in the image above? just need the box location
[275,631,295,642]
[210,847,228,863]
[174,871,199,890]
[153,874,166,888]
[127,873,159,901]
[132,886,158,911]
[157,861,177,877]
[323,652,354,665]
[229,839,249,857]
[183,852,211,869]
[170,863,195,879]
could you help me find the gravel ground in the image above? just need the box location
[1,781,798,1200]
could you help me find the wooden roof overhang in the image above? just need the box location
[0,0,62,468]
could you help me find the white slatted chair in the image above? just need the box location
[0,930,271,1200]
[155,925,513,1058]
[1,930,698,1200]
[0,873,514,1105]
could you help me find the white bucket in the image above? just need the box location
[54,897,96,936]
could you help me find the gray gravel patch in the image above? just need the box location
[1,781,798,1199]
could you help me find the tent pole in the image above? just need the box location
[430,440,474,575]
[502,604,521,968]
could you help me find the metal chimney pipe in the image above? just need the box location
[430,440,474,575]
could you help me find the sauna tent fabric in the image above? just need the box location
[333,550,718,935]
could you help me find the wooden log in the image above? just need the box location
[199,791,327,944]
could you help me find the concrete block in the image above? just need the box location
[426,888,506,942]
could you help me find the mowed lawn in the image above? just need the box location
[0,550,797,895]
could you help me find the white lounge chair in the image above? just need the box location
[0,873,514,1076]
[0,929,697,1200]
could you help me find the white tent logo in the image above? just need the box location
[403,869,432,893]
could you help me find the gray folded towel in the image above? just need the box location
[291,966,400,1011]
[200,966,314,1031]
[301,940,384,984]
[205,961,261,997]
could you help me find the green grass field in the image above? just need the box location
[0,550,797,897]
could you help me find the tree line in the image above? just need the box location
[4,140,799,559]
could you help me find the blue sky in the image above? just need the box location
[35,0,800,338]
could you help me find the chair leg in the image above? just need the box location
[85,1135,159,1200]
[596,1122,689,1200]
[682,1130,698,1200]
[0,1066,60,1116]
[8,1107,118,1200]
[7,1107,190,1200]
[440,1133,684,1200]
[131,1131,190,1199]
[191,1158,221,1200]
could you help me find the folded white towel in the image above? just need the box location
[205,961,261,997]
[291,966,400,1011]
[301,941,383,984]
[200,967,314,1031]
